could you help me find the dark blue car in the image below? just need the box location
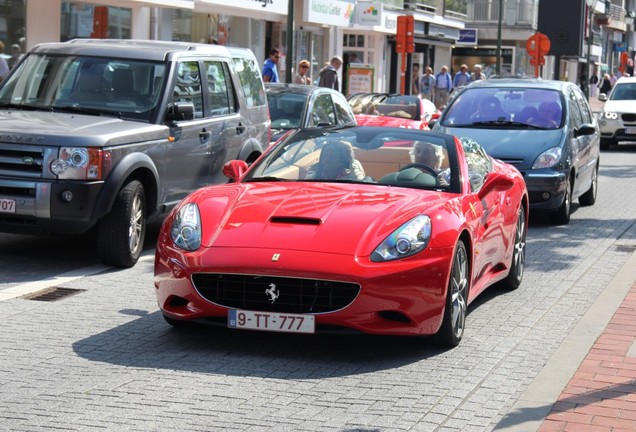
[433,78,600,224]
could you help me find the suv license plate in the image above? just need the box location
[228,309,315,334]
[625,127,636,135]
[0,198,16,213]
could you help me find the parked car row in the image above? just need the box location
[0,39,604,348]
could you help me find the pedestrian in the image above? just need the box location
[470,64,485,82]
[261,48,281,83]
[8,44,23,69]
[599,73,612,95]
[411,64,420,95]
[610,72,617,87]
[0,41,10,82]
[420,66,435,102]
[433,65,452,109]
[453,64,470,89]
[318,55,342,91]
[293,59,311,85]
[589,71,599,98]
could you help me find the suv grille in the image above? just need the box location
[0,144,46,177]
[192,273,360,314]
[621,113,636,123]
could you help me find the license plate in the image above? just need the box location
[625,127,636,135]
[228,309,315,334]
[0,198,16,213]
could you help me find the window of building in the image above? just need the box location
[61,2,131,41]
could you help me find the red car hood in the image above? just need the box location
[191,182,446,256]
[355,114,427,130]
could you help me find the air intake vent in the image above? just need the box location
[23,287,85,302]
[270,216,321,225]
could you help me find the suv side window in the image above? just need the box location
[204,60,234,117]
[232,56,267,108]
[173,61,203,118]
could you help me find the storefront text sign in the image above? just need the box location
[305,0,355,27]
[201,0,288,15]
[347,65,374,96]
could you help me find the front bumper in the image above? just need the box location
[598,116,636,142]
[154,238,455,336]
[520,170,567,211]
[0,178,104,235]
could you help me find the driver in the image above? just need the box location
[410,141,450,185]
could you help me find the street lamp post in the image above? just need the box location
[625,10,635,75]
[496,0,503,75]
[585,0,597,99]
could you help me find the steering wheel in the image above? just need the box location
[400,163,439,177]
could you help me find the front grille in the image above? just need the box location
[498,158,524,166]
[192,273,360,314]
[621,113,636,123]
[0,144,46,177]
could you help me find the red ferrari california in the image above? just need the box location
[154,127,528,346]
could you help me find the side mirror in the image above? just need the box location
[598,93,608,102]
[165,102,195,122]
[574,123,597,138]
[222,160,249,182]
[477,172,515,199]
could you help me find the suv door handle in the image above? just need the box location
[199,130,211,142]
[236,123,246,135]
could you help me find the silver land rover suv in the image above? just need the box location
[0,39,270,267]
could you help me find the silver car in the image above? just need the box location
[598,76,636,149]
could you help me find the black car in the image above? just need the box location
[433,78,600,224]
[266,83,357,144]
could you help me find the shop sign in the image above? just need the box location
[457,28,477,45]
[347,65,374,95]
[201,0,288,15]
[305,0,355,27]
[354,2,382,26]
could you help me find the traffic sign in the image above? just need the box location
[526,32,550,57]
[396,15,414,54]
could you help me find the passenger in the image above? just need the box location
[306,141,366,180]
[529,102,561,128]
[410,141,450,185]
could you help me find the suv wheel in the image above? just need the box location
[97,180,146,268]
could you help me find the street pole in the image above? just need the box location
[285,1,294,84]
[496,0,503,75]
[585,0,598,99]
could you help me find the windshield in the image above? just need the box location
[0,54,166,122]
[266,90,309,130]
[441,87,564,130]
[244,127,459,193]
[609,82,636,101]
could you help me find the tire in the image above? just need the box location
[549,176,572,225]
[600,138,613,150]
[97,180,146,268]
[436,241,469,347]
[500,206,526,290]
[579,163,598,206]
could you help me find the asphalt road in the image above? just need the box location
[1,144,636,431]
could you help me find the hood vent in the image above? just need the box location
[270,216,321,225]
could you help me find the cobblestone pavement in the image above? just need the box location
[0,148,635,432]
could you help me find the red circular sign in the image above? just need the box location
[526,33,551,57]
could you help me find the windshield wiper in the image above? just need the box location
[244,176,290,182]
[470,120,545,129]
[0,102,41,110]
[52,105,112,117]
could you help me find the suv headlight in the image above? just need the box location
[371,215,431,262]
[601,111,618,120]
[51,147,108,180]
[532,146,562,169]
[170,203,202,251]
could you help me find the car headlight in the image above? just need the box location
[371,215,431,262]
[50,147,108,180]
[532,146,562,169]
[170,203,202,251]
[601,111,618,120]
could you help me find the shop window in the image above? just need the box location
[61,2,131,41]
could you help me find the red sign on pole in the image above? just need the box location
[396,15,414,54]
[526,32,550,78]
